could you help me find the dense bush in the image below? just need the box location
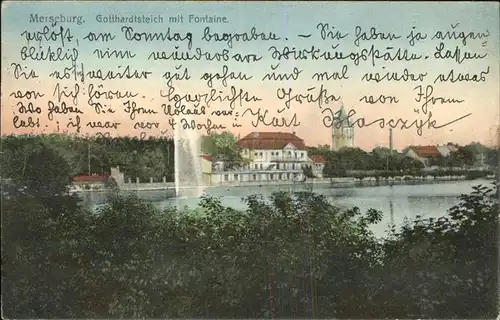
[2,135,498,318]
[2,182,498,318]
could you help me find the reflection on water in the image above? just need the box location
[389,195,394,227]
[80,189,175,206]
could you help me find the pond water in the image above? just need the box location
[164,179,494,237]
[82,179,494,238]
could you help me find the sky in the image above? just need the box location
[1,1,499,151]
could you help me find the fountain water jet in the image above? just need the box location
[174,115,206,198]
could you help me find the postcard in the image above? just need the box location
[1,1,499,318]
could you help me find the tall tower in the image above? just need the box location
[331,105,355,151]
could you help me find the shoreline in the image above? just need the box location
[205,175,494,190]
[74,174,495,195]
[204,173,496,188]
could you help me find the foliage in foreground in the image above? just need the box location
[2,183,498,318]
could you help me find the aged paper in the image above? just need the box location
[1,1,499,318]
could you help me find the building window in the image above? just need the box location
[254,152,258,156]
[260,164,263,169]
[234,174,239,180]
[287,173,290,180]
[276,163,280,170]
[254,164,258,169]
[301,153,304,158]
[270,174,274,180]
[279,174,282,180]
[259,152,263,156]
[292,163,296,170]
[224,174,228,181]
[294,152,297,158]
[253,174,257,180]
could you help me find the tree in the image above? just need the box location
[371,147,392,158]
[447,149,473,168]
[337,147,370,171]
[302,164,316,178]
[201,132,246,170]
[136,149,167,181]
[200,133,217,156]
[323,151,347,178]
[486,147,499,169]
[308,145,330,157]
[95,135,174,180]
[1,135,72,197]
[377,183,498,318]
[427,155,446,167]
[398,156,424,171]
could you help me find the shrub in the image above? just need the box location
[2,184,497,318]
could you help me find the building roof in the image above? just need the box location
[238,132,307,150]
[73,175,110,182]
[310,154,326,163]
[408,146,442,157]
[200,154,213,162]
[437,144,460,156]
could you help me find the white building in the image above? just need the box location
[211,131,312,184]
[309,154,326,178]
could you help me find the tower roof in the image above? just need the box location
[335,105,351,126]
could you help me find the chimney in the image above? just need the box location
[389,128,393,152]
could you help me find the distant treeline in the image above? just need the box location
[307,145,499,177]
[0,134,175,182]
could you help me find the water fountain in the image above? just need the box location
[174,116,206,199]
